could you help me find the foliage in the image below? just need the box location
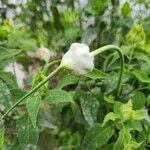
[0,0,150,149]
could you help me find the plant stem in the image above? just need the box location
[0,65,63,121]
[42,59,61,75]
[91,45,124,98]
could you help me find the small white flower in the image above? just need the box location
[60,43,94,75]
[38,47,51,63]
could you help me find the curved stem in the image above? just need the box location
[91,45,124,98]
[0,65,63,121]
[42,59,61,75]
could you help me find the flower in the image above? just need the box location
[60,43,94,75]
[38,47,51,63]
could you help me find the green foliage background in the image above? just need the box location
[0,0,150,149]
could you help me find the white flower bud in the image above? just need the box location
[60,43,94,75]
[38,47,51,63]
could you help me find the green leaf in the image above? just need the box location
[57,74,78,89]
[147,95,150,106]
[104,95,115,104]
[16,115,39,149]
[83,124,115,149]
[134,52,150,66]
[10,88,26,102]
[17,56,29,71]
[85,68,107,80]
[33,72,47,87]
[127,121,143,132]
[91,0,108,15]
[32,72,48,95]
[120,99,147,121]
[131,70,150,83]
[80,93,99,126]
[139,43,150,54]
[0,80,11,107]
[0,128,4,149]
[113,127,131,150]
[0,71,18,89]
[45,89,74,105]
[27,96,41,128]
[0,47,22,61]
[121,2,132,18]
[121,99,133,121]
[0,20,11,39]
[127,24,145,45]
[132,109,148,120]
[65,28,80,43]
[103,72,118,94]
[114,102,122,115]
[109,45,133,66]
[113,134,124,150]
[124,141,142,150]
[132,91,146,109]
[0,72,22,104]
[102,112,119,126]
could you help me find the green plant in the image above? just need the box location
[0,43,124,121]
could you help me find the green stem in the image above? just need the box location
[42,59,61,75]
[91,45,124,98]
[0,65,63,121]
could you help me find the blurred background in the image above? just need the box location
[0,0,149,50]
